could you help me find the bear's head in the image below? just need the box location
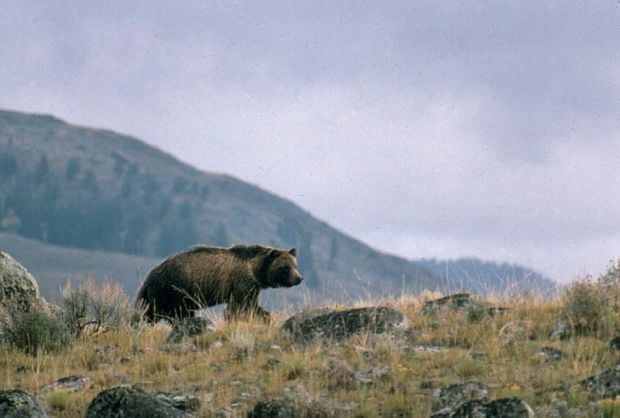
[264,248,303,288]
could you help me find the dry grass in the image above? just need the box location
[0,290,618,417]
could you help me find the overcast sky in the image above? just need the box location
[1,1,619,281]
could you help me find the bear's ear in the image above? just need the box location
[289,248,297,256]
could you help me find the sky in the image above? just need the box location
[1,1,619,282]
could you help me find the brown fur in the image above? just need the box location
[136,245,303,321]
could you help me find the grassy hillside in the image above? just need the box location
[1,290,618,417]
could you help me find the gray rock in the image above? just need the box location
[0,389,48,418]
[422,293,475,316]
[581,364,620,399]
[155,392,201,413]
[548,321,573,341]
[0,252,50,332]
[431,381,489,412]
[166,316,215,344]
[248,399,296,418]
[405,344,446,353]
[85,385,188,418]
[41,375,93,393]
[421,293,504,320]
[433,396,535,418]
[610,335,620,351]
[247,399,332,418]
[537,347,564,361]
[482,397,535,417]
[282,306,404,345]
[448,398,488,417]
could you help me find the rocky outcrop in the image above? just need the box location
[443,397,535,418]
[282,306,404,345]
[431,381,489,413]
[421,293,507,320]
[248,399,333,418]
[85,385,194,418]
[0,389,48,418]
[431,382,534,418]
[581,365,620,400]
[0,252,51,332]
[155,391,201,414]
[41,375,93,394]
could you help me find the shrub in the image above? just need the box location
[6,311,71,355]
[563,260,620,337]
[61,278,132,336]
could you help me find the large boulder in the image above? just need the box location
[282,306,405,345]
[85,385,192,418]
[0,252,50,332]
[248,399,336,417]
[0,389,48,418]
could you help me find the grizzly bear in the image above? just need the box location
[136,245,303,322]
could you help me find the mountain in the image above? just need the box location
[0,109,555,305]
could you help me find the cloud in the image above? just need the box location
[1,1,619,280]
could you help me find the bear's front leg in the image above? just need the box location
[224,290,270,322]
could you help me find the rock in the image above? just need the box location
[166,316,215,344]
[421,293,503,320]
[0,252,50,332]
[282,306,404,345]
[444,398,488,417]
[537,347,564,361]
[0,388,48,418]
[248,399,296,418]
[433,396,535,418]
[85,385,188,418]
[610,336,620,351]
[431,381,489,412]
[548,321,573,341]
[155,392,201,413]
[248,399,331,418]
[41,375,93,393]
[581,364,620,399]
[404,344,446,353]
[422,293,475,316]
[482,397,535,417]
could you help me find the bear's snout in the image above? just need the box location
[292,274,303,285]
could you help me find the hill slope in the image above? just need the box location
[0,109,440,301]
[0,109,555,302]
[0,231,159,303]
